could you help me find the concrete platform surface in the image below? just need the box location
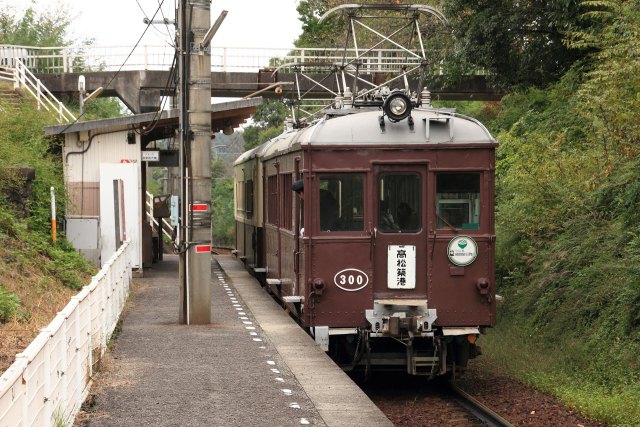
[76,254,392,427]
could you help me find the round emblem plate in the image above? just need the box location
[447,235,478,267]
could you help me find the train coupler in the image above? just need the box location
[366,300,437,338]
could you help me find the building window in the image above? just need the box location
[318,174,364,232]
[436,173,480,230]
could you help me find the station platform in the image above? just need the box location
[79,254,392,426]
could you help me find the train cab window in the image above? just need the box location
[378,173,421,233]
[318,174,364,232]
[436,173,480,230]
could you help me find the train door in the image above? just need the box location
[372,164,428,300]
[306,172,373,328]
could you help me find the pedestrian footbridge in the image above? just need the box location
[1,44,500,114]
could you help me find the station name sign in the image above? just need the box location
[141,150,160,162]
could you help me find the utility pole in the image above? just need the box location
[177,0,218,324]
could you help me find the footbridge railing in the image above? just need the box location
[0,241,133,427]
[1,44,444,74]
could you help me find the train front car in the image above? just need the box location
[300,105,497,377]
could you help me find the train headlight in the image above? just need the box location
[383,92,412,122]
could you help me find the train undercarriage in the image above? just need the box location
[311,302,482,377]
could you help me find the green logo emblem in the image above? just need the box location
[458,239,468,249]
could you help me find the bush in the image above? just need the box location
[0,286,21,323]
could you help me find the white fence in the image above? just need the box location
[0,241,133,427]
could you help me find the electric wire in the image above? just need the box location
[56,0,166,135]
[135,0,176,47]
[138,50,178,136]
[158,0,176,45]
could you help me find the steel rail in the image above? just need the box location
[448,381,515,427]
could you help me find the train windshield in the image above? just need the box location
[318,174,364,232]
[436,173,481,230]
[378,173,421,233]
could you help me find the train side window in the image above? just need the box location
[436,173,480,230]
[378,173,421,233]
[267,175,278,226]
[280,174,293,230]
[245,179,253,219]
[235,181,243,215]
[318,174,364,232]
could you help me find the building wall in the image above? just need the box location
[63,128,143,268]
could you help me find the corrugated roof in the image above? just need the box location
[43,98,262,135]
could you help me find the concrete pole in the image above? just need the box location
[178,0,213,324]
[177,0,188,324]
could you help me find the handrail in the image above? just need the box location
[145,191,174,240]
[1,58,76,123]
[1,43,443,74]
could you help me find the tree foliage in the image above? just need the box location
[442,0,588,89]
[211,163,234,247]
[0,4,74,46]
[570,0,640,160]
[242,99,288,151]
[295,0,349,48]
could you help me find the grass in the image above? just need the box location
[480,317,640,425]
[0,96,97,372]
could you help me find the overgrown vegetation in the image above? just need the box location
[0,101,96,288]
[0,285,21,323]
[475,1,640,424]
[0,97,96,374]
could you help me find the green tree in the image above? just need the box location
[0,4,74,46]
[442,0,588,89]
[242,99,288,151]
[295,0,347,48]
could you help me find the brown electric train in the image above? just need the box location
[233,89,496,376]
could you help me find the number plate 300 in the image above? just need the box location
[333,268,369,292]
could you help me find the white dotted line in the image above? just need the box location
[213,267,309,425]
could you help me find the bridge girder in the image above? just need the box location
[36,70,502,114]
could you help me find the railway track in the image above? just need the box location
[359,372,515,427]
[447,381,514,427]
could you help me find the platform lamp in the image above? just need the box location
[78,75,104,116]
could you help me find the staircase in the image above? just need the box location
[0,61,76,123]
[0,81,22,108]
[0,68,19,111]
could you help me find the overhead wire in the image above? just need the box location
[135,0,176,47]
[56,0,167,135]
[140,50,178,136]
[158,0,176,45]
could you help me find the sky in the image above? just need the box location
[4,0,302,48]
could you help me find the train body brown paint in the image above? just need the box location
[234,106,496,376]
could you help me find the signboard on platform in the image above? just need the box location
[141,151,160,162]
